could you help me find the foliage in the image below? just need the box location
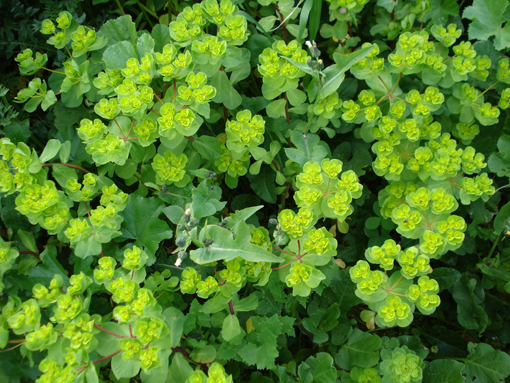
[1,0,510,382]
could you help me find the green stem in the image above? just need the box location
[487,231,503,260]
[114,0,125,15]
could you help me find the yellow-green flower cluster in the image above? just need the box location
[214,143,250,180]
[258,40,310,98]
[177,72,216,107]
[0,240,19,290]
[294,159,362,223]
[431,24,462,47]
[123,245,148,270]
[278,208,315,239]
[65,173,100,202]
[365,239,401,270]
[284,262,326,297]
[396,247,430,279]
[51,294,83,323]
[62,313,97,349]
[406,276,440,314]
[180,267,202,294]
[35,358,77,383]
[377,295,413,327]
[156,45,194,80]
[226,109,265,152]
[380,347,423,383]
[151,150,188,185]
[94,256,117,284]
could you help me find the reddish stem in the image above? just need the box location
[93,349,121,364]
[41,163,90,174]
[94,324,127,338]
[19,250,40,260]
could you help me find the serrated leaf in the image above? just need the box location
[423,359,465,383]
[119,196,173,263]
[103,41,138,70]
[190,222,283,264]
[335,328,381,369]
[298,353,336,383]
[463,342,510,383]
[100,15,138,46]
[463,0,510,50]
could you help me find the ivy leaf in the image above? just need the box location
[298,353,337,383]
[192,180,227,219]
[335,328,381,369]
[423,359,465,383]
[463,342,510,383]
[119,196,173,264]
[463,0,510,50]
[190,221,283,264]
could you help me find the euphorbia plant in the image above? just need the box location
[1,0,510,382]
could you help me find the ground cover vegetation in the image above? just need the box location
[1,0,510,382]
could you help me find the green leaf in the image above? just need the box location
[319,46,373,99]
[192,136,222,161]
[112,353,140,379]
[423,359,465,383]
[233,294,258,312]
[430,268,462,291]
[163,307,185,348]
[190,221,283,264]
[103,41,138,70]
[17,230,38,253]
[119,196,173,262]
[211,71,242,110]
[266,99,287,119]
[419,325,468,359]
[247,165,278,203]
[152,24,171,53]
[451,275,489,332]
[39,139,61,163]
[285,130,328,167]
[28,246,68,286]
[298,353,337,383]
[136,33,155,58]
[190,345,216,364]
[335,328,381,369]
[221,315,242,342]
[463,342,510,383]
[100,15,138,46]
[494,201,510,234]
[192,180,227,219]
[463,0,510,50]
[167,353,193,383]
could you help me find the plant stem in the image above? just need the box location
[487,231,503,260]
[93,349,121,364]
[19,250,40,260]
[94,324,127,338]
[41,163,90,174]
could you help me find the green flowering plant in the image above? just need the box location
[2,0,510,382]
